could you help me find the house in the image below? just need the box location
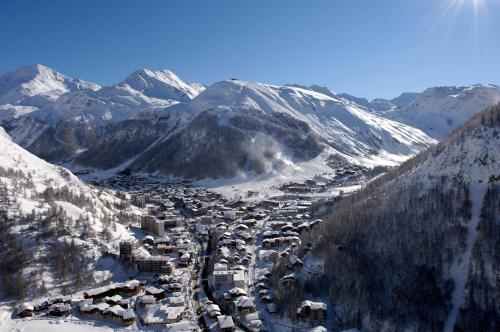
[16,303,34,317]
[160,305,185,323]
[233,296,256,314]
[217,315,235,332]
[206,303,221,318]
[48,303,71,316]
[121,309,136,325]
[83,280,142,300]
[166,295,185,307]
[178,252,191,267]
[145,286,166,299]
[139,295,156,306]
[297,300,327,321]
[281,273,296,286]
[34,299,50,312]
[104,294,123,305]
[229,287,247,298]
[79,302,109,317]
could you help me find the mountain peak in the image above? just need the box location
[0,64,100,107]
[120,68,204,100]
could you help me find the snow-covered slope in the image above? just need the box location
[336,92,419,114]
[179,80,435,164]
[281,104,500,331]
[0,64,99,109]
[0,126,136,300]
[0,65,205,161]
[119,68,204,101]
[76,79,435,180]
[387,84,500,138]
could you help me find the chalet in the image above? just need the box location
[104,294,122,305]
[145,286,166,299]
[16,303,34,317]
[166,295,185,307]
[120,309,136,325]
[281,273,296,286]
[206,303,221,318]
[160,305,185,324]
[229,287,247,298]
[244,313,263,330]
[233,296,256,314]
[139,295,156,306]
[79,302,109,317]
[178,252,191,267]
[158,274,181,285]
[34,299,50,311]
[48,303,71,316]
[297,300,327,321]
[51,295,72,304]
[217,315,235,332]
[167,282,183,293]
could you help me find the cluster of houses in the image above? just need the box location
[16,173,334,331]
[16,296,73,318]
[16,281,143,325]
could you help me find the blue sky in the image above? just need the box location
[1,0,499,99]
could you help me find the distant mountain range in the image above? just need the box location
[1,64,499,180]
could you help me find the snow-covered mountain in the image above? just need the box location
[117,68,204,101]
[0,64,99,109]
[0,65,205,162]
[337,91,420,113]
[76,79,435,180]
[0,126,136,300]
[387,84,500,138]
[174,80,434,161]
[276,104,500,331]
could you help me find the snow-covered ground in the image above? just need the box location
[0,306,130,332]
[443,183,487,332]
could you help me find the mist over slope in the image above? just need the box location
[77,79,435,180]
[2,64,499,183]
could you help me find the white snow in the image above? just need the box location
[387,84,500,138]
[171,79,436,165]
[443,183,487,332]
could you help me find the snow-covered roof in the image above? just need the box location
[234,296,256,308]
[217,315,235,329]
[301,300,327,311]
[17,303,34,312]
